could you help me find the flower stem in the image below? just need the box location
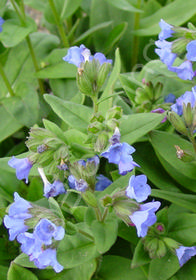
[92,96,98,113]
[131,0,142,69]
[10,0,45,94]
[0,62,15,96]
[101,208,108,222]
[48,0,69,47]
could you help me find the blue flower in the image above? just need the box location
[101,142,139,175]
[176,246,196,266]
[95,174,112,191]
[125,175,151,203]
[75,179,88,192]
[63,44,112,68]
[34,248,64,273]
[164,93,176,103]
[38,168,66,198]
[155,40,177,68]
[90,52,112,65]
[130,201,161,237]
[4,192,32,241]
[63,44,90,67]
[17,233,64,273]
[169,60,194,80]
[159,19,174,40]
[33,218,65,245]
[8,157,33,184]
[186,40,196,61]
[171,87,196,115]
[0,17,4,32]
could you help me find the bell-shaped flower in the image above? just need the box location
[186,40,196,61]
[33,218,65,246]
[33,248,64,273]
[4,192,32,240]
[63,44,90,67]
[171,86,196,115]
[155,40,177,68]
[159,19,174,40]
[176,246,196,267]
[90,52,112,65]
[130,201,161,238]
[126,175,151,203]
[169,60,194,80]
[8,157,33,184]
[95,174,112,191]
[38,168,66,198]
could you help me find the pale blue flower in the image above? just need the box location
[4,192,32,241]
[176,246,196,266]
[101,142,139,175]
[130,201,161,237]
[169,60,194,80]
[8,157,33,184]
[186,40,196,61]
[90,52,112,65]
[171,86,196,115]
[34,248,64,273]
[63,44,90,67]
[159,19,174,40]
[17,232,42,259]
[0,17,4,32]
[155,40,177,67]
[33,218,65,245]
[126,175,151,203]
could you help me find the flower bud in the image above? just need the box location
[183,102,193,127]
[167,111,188,135]
[144,237,167,259]
[106,106,122,120]
[171,38,191,56]
[82,190,98,208]
[94,132,109,153]
[163,237,179,251]
[97,62,112,88]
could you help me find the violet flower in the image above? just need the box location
[8,156,33,184]
[4,192,32,241]
[159,19,174,40]
[130,201,161,237]
[125,175,151,203]
[176,246,196,266]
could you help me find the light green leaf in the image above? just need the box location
[7,263,38,280]
[74,21,113,44]
[120,113,163,144]
[132,239,151,268]
[136,0,196,36]
[44,94,92,133]
[36,62,77,79]
[57,232,98,269]
[0,17,37,47]
[99,48,121,114]
[105,0,143,13]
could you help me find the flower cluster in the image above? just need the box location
[4,193,64,273]
[101,128,140,175]
[125,175,160,237]
[155,19,196,80]
[63,44,112,68]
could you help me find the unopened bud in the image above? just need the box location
[94,132,109,153]
[82,191,98,208]
[172,38,191,56]
[183,102,193,127]
[167,111,188,135]
[163,237,179,251]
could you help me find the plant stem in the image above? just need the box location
[48,0,69,47]
[92,96,98,113]
[101,208,108,222]
[10,0,45,94]
[0,62,15,96]
[131,0,142,69]
[26,35,45,94]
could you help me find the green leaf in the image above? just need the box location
[7,263,38,280]
[26,177,43,202]
[36,62,77,79]
[0,104,22,143]
[168,213,196,245]
[0,17,37,47]
[120,113,163,144]
[105,0,143,13]
[119,73,142,103]
[14,253,36,268]
[74,21,113,44]
[98,255,147,280]
[0,265,8,280]
[44,94,92,133]
[149,251,179,280]
[150,130,196,191]
[118,221,138,245]
[50,260,97,280]
[91,219,118,253]
[57,232,98,269]
[136,0,196,36]
[134,142,180,192]
[99,48,121,114]
[43,119,68,144]
[132,239,151,268]
[104,22,128,54]
[152,189,196,213]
